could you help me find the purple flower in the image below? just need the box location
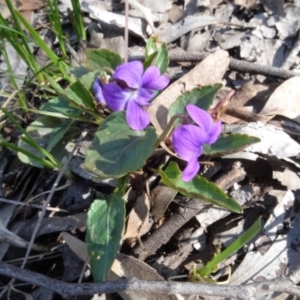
[93,61,169,130]
[172,104,222,182]
[93,79,106,106]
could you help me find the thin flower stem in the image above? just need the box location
[124,0,129,63]
[154,114,189,148]
[101,67,115,75]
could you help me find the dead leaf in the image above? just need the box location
[16,213,87,240]
[267,157,300,189]
[0,0,42,22]
[168,4,185,23]
[149,50,230,135]
[157,15,220,44]
[234,0,257,9]
[83,2,147,41]
[151,184,177,222]
[123,192,151,240]
[16,0,42,11]
[138,0,172,13]
[260,77,300,124]
[273,168,300,190]
[228,122,300,159]
[62,232,88,262]
[128,0,155,34]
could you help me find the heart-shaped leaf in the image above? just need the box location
[40,96,82,116]
[169,84,222,118]
[84,112,157,179]
[77,70,100,91]
[204,134,261,156]
[85,49,122,71]
[159,162,242,213]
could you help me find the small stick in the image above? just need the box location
[129,52,300,79]
[0,262,300,299]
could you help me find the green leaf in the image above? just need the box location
[196,216,262,277]
[204,134,261,156]
[40,96,82,116]
[69,80,96,110]
[70,66,91,78]
[159,162,242,213]
[77,70,100,91]
[85,49,122,70]
[18,116,70,168]
[144,37,169,73]
[169,84,222,118]
[86,194,125,282]
[84,112,157,179]
[47,76,97,113]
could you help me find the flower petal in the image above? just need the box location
[206,120,222,144]
[186,104,214,132]
[103,83,130,111]
[135,88,154,106]
[126,100,150,130]
[113,61,143,89]
[172,125,207,161]
[182,157,200,182]
[92,79,106,105]
[142,66,170,90]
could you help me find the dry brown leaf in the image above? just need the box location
[0,0,42,22]
[17,0,43,11]
[168,4,185,23]
[61,232,88,262]
[260,77,300,124]
[234,0,257,9]
[151,184,177,222]
[149,50,230,135]
[222,81,276,124]
[123,192,151,240]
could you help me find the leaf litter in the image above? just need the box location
[2,0,300,299]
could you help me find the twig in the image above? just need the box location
[129,52,300,79]
[0,262,299,299]
[225,104,273,123]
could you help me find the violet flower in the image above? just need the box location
[93,79,106,106]
[172,104,222,182]
[93,61,169,130]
